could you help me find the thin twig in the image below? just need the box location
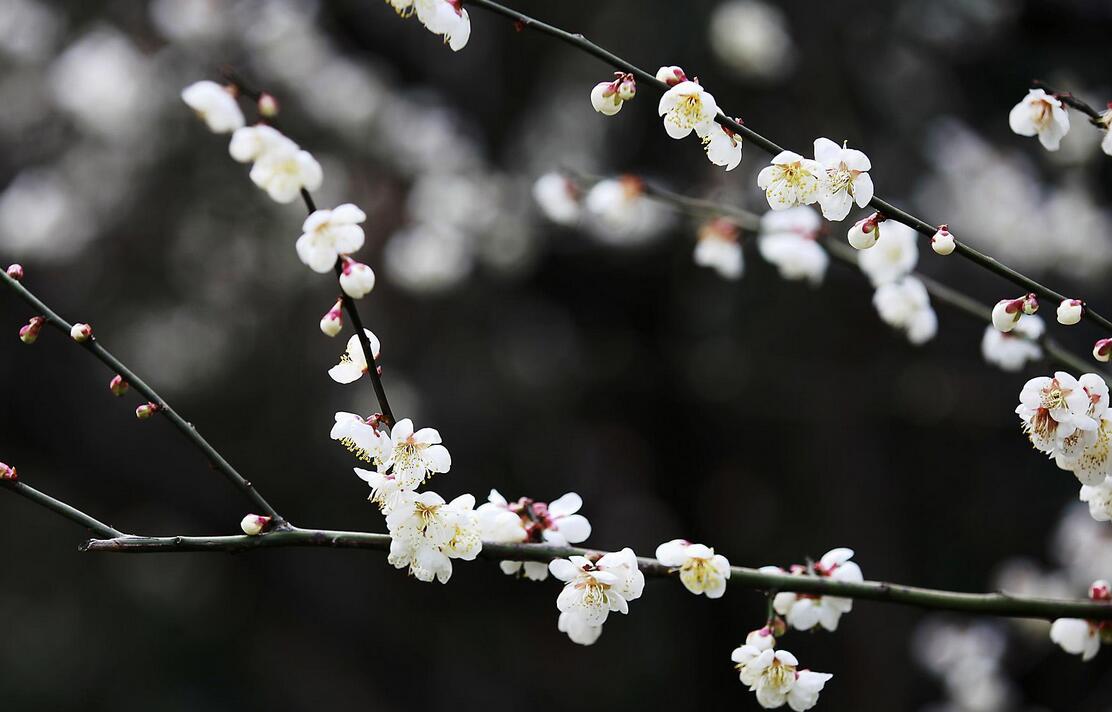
[3,481,125,538]
[0,270,285,524]
[1032,80,1107,126]
[465,0,1112,334]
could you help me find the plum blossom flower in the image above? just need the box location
[847,212,883,250]
[757,207,828,286]
[981,314,1044,372]
[248,139,323,204]
[1049,580,1110,661]
[992,293,1038,333]
[731,644,832,710]
[479,491,591,581]
[583,176,666,244]
[873,277,937,344]
[655,539,731,598]
[372,417,452,490]
[1016,371,1099,455]
[1009,89,1070,151]
[657,80,718,139]
[931,225,955,256]
[549,548,644,645]
[296,203,367,274]
[386,490,480,583]
[532,173,581,226]
[330,411,388,464]
[655,65,687,86]
[320,298,343,337]
[1058,298,1084,325]
[813,137,873,222]
[229,124,295,164]
[694,218,743,279]
[757,151,823,210]
[1080,476,1112,522]
[764,548,863,632]
[181,80,244,133]
[339,257,376,299]
[857,221,917,286]
[328,329,382,384]
[1054,376,1111,485]
[703,122,743,170]
[591,72,636,116]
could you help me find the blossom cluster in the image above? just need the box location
[731,627,833,710]
[477,490,592,580]
[758,138,872,222]
[861,222,938,345]
[761,548,863,633]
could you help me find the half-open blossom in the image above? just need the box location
[655,539,731,598]
[374,417,451,490]
[248,138,323,204]
[873,277,937,344]
[703,121,743,170]
[19,316,44,344]
[590,73,634,116]
[764,547,863,632]
[982,315,1044,372]
[479,490,591,580]
[297,203,367,274]
[328,329,382,384]
[181,80,244,133]
[857,221,917,286]
[70,322,92,342]
[847,212,884,250]
[757,207,828,286]
[813,137,873,222]
[549,548,644,645]
[532,172,581,226]
[1016,372,1098,454]
[992,294,1038,333]
[386,491,480,583]
[757,151,823,210]
[339,258,376,299]
[931,225,955,256]
[1058,299,1084,325]
[1049,580,1110,661]
[657,81,718,139]
[1009,89,1070,151]
[731,644,833,710]
[694,218,743,280]
[655,65,687,86]
[330,411,388,465]
[320,298,343,337]
[240,514,271,536]
[0,462,16,481]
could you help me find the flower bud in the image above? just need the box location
[1057,298,1083,325]
[339,258,376,299]
[847,214,883,250]
[744,626,776,651]
[1091,579,1111,601]
[70,322,92,342]
[590,80,623,116]
[1021,293,1039,315]
[240,514,271,536]
[1094,338,1112,363]
[616,76,636,102]
[991,297,1025,332]
[257,92,279,118]
[320,298,344,337]
[655,65,686,86]
[930,225,955,256]
[6,264,23,280]
[135,402,160,420]
[109,374,129,396]
[19,316,44,344]
[0,461,16,481]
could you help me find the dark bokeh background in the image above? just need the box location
[2,1,1112,710]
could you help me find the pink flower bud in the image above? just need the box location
[848,213,884,250]
[992,296,1030,332]
[320,298,344,337]
[6,264,23,280]
[617,76,637,102]
[240,514,271,536]
[0,461,16,481]
[655,65,687,86]
[1094,338,1112,363]
[257,92,279,118]
[19,316,44,344]
[1091,580,1111,601]
[109,374,129,396]
[1022,293,1039,315]
[135,402,160,420]
[930,225,955,256]
[70,322,92,342]
[339,258,376,299]
[1057,298,1083,325]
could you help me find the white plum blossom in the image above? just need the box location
[873,277,937,344]
[731,644,832,711]
[296,203,368,273]
[246,134,323,204]
[694,218,743,280]
[549,548,644,645]
[590,73,636,116]
[655,65,687,86]
[478,490,591,581]
[657,80,718,139]
[813,137,873,222]
[764,548,863,632]
[931,225,955,256]
[229,124,295,164]
[981,314,1044,372]
[703,122,743,170]
[583,176,665,244]
[1016,371,1099,456]
[370,417,452,491]
[857,220,917,286]
[757,151,823,210]
[655,539,731,598]
[386,490,480,583]
[320,298,343,337]
[330,411,388,464]
[328,329,382,384]
[532,173,581,226]
[1049,580,1110,661]
[757,207,828,286]
[1080,476,1112,522]
[1054,376,1111,486]
[847,213,882,250]
[410,0,471,51]
[1058,298,1084,325]
[1009,89,1070,151]
[339,257,376,299]
[181,80,244,133]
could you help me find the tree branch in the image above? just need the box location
[1032,80,1107,126]
[3,480,125,538]
[466,0,1112,334]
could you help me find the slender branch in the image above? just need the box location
[0,270,285,523]
[465,0,1112,334]
[3,481,125,538]
[80,528,1112,621]
[1032,80,1107,126]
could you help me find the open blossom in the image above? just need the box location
[1049,580,1110,661]
[478,490,591,580]
[229,124,295,164]
[1054,376,1111,485]
[703,122,743,170]
[549,549,644,645]
[981,314,1044,372]
[757,151,823,210]
[1058,299,1084,326]
[1009,88,1070,151]
[297,204,367,274]
[591,72,636,116]
[532,172,581,226]
[406,0,471,51]
[328,329,382,384]
[757,207,828,286]
[386,491,480,583]
[694,218,743,279]
[248,140,323,204]
[857,220,917,286]
[1016,371,1099,455]
[331,411,388,464]
[181,80,244,133]
[657,80,718,139]
[731,645,832,711]
[873,277,937,345]
[655,539,731,598]
[813,137,873,222]
[763,548,862,632]
[339,258,376,299]
[372,417,451,490]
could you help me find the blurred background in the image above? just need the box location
[2,0,1112,709]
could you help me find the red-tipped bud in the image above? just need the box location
[240,514,271,536]
[70,322,92,343]
[930,225,955,256]
[257,92,279,118]
[135,402,160,420]
[1057,298,1084,325]
[655,65,687,86]
[848,213,885,250]
[1094,338,1112,363]
[1022,293,1039,315]
[0,462,16,481]
[6,264,23,280]
[1091,580,1111,601]
[617,76,637,102]
[19,316,44,344]
[320,298,344,337]
[109,374,129,396]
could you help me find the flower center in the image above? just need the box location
[414,502,442,531]
[764,659,796,692]
[670,94,705,129]
[1041,383,1069,411]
